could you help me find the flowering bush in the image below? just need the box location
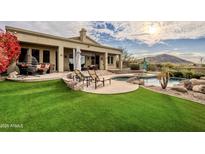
[0,30,21,73]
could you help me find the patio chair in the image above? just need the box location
[74,69,91,87]
[88,70,111,89]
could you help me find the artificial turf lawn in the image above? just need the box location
[0,80,205,132]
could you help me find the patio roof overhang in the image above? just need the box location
[5,26,123,55]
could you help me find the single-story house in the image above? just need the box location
[6,26,123,72]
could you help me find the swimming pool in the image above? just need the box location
[143,77,184,87]
[112,76,184,87]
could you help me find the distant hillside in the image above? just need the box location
[137,54,193,64]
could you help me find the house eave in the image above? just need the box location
[5,26,123,52]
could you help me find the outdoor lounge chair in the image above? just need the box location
[74,69,91,87]
[88,70,111,89]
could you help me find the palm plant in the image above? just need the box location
[157,69,171,89]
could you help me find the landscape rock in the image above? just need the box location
[7,62,20,74]
[171,86,188,93]
[132,80,140,84]
[62,77,84,91]
[192,85,205,94]
[127,77,138,83]
[8,71,18,78]
[139,79,145,85]
[190,79,205,86]
[183,80,193,90]
[131,79,144,85]
[200,77,205,80]
[67,73,74,79]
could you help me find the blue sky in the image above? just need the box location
[1,21,205,63]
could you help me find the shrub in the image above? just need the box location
[163,63,175,69]
[147,64,157,71]
[170,70,205,79]
[0,31,21,74]
[130,63,140,70]
[171,71,184,78]
[182,71,193,79]
[192,72,205,79]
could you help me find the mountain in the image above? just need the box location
[137,54,193,64]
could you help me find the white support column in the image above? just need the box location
[119,54,122,70]
[104,52,108,70]
[39,49,43,63]
[27,48,32,64]
[73,48,76,70]
[58,46,64,72]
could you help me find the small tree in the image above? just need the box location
[0,30,20,78]
[157,67,171,89]
[121,48,133,67]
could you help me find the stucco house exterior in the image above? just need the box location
[6,26,123,72]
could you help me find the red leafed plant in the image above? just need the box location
[0,30,21,74]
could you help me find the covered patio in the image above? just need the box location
[6,26,123,74]
[64,47,121,71]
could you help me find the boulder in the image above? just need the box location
[190,79,205,86]
[200,77,205,80]
[127,77,138,83]
[183,80,193,90]
[67,73,74,79]
[132,79,144,85]
[8,71,18,78]
[132,80,140,84]
[7,62,20,74]
[192,85,205,94]
[62,77,84,91]
[171,86,188,93]
[139,79,145,85]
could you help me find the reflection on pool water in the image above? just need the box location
[143,77,183,87]
[112,76,184,87]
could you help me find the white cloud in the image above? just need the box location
[0,21,91,38]
[1,21,205,46]
[92,21,205,45]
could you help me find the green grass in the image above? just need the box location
[0,80,205,132]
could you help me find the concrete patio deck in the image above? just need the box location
[82,78,139,94]
[7,71,156,94]
[7,72,69,82]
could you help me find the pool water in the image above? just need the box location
[112,76,131,81]
[112,76,184,87]
[143,77,183,87]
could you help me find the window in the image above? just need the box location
[108,56,114,64]
[19,48,28,62]
[111,56,113,64]
[43,50,50,63]
[91,56,95,65]
[69,54,73,64]
[32,49,40,63]
[81,55,85,65]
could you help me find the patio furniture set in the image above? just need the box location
[17,63,55,75]
[73,69,111,89]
